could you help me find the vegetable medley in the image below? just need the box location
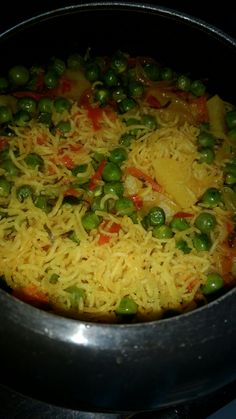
[0,49,236,322]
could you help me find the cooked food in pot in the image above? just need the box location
[0,50,236,322]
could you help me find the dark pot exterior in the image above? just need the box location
[0,2,236,413]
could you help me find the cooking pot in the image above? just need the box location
[0,2,236,413]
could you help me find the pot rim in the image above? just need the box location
[0,1,236,47]
[1,285,235,336]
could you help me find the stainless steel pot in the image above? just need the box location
[0,2,236,413]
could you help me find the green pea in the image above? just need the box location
[233,185,236,195]
[16,185,34,202]
[49,273,60,284]
[111,52,128,74]
[94,88,110,106]
[92,152,106,164]
[194,212,216,234]
[91,196,108,212]
[228,128,236,142]
[147,206,165,227]
[34,195,52,213]
[0,145,9,161]
[115,197,135,216]
[128,81,144,98]
[225,110,236,130]
[48,57,66,76]
[197,132,215,148]
[225,173,236,185]
[8,65,29,86]
[118,98,137,114]
[198,148,215,164]
[192,232,212,251]
[222,186,236,211]
[17,97,37,115]
[200,187,221,208]
[0,176,11,197]
[141,114,157,130]
[104,69,119,87]
[1,159,19,176]
[71,164,88,176]
[141,215,151,230]
[14,110,31,127]
[201,272,224,295]
[85,63,101,82]
[82,211,101,230]
[152,224,173,239]
[125,118,140,126]
[64,285,85,308]
[67,53,83,70]
[161,67,173,81]
[112,87,127,102]
[54,97,71,113]
[115,296,138,315]
[119,132,135,147]
[44,70,59,89]
[190,80,206,97]
[143,62,160,81]
[0,127,15,138]
[124,118,142,137]
[102,162,122,182]
[0,77,8,93]
[104,181,124,197]
[56,120,71,134]
[200,122,210,132]
[38,97,54,114]
[25,153,44,170]
[176,239,191,254]
[170,217,190,231]
[176,75,191,91]
[0,106,12,124]
[109,147,128,166]
[129,211,139,224]
[37,112,52,127]
[224,162,236,176]
[68,231,80,244]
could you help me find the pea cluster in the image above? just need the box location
[0,50,207,137]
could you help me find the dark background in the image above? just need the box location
[0,0,235,39]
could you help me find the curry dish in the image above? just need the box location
[0,50,236,322]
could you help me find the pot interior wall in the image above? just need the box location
[0,6,235,103]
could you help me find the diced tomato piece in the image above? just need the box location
[190,95,209,123]
[13,285,49,308]
[13,91,46,100]
[87,106,104,131]
[36,135,48,145]
[59,154,75,169]
[98,222,121,245]
[89,160,107,190]
[108,222,121,233]
[98,234,110,245]
[173,212,193,218]
[0,138,8,151]
[126,167,163,193]
[130,194,143,210]
[58,76,74,94]
[69,143,82,153]
[64,188,80,197]
[146,95,161,109]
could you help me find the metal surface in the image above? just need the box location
[0,2,236,413]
